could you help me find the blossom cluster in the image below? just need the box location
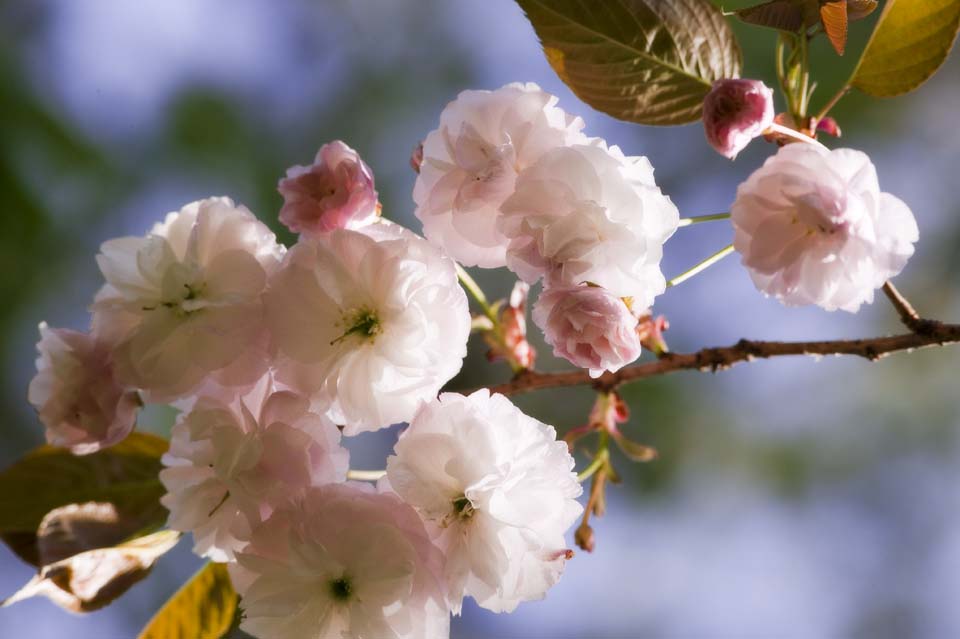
[415,82,680,376]
[27,130,585,635]
[26,78,920,638]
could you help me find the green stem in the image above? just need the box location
[815,84,850,123]
[577,446,609,483]
[677,212,731,228]
[666,244,735,288]
[456,263,497,323]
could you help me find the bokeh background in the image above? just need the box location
[1,1,959,637]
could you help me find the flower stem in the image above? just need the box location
[346,469,386,482]
[815,84,849,123]
[456,263,497,323]
[666,244,735,288]
[677,212,731,228]
[577,429,609,483]
[766,122,830,151]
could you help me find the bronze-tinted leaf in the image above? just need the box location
[821,1,850,55]
[37,502,152,566]
[0,432,168,537]
[138,563,238,639]
[1,530,180,613]
[516,0,742,125]
[851,0,960,97]
[736,0,820,32]
[847,0,879,21]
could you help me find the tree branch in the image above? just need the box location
[485,321,960,397]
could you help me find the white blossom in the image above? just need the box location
[159,377,348,561]
[265,223,470,434]
[386,390,582,613]
[28,323,139,455]
[498,140,679,310]
[533,284,642,378]
[413,82,585,268]
[732,144,918,312]
[232,483,450,639]
[92,197,284,401]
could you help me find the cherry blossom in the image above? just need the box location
[414,82,585,268]
[28,323,139,455]
[533,284,642,378]
[232,483,449,639]
[92,197,284,401]
[265,223,470,433]
[498,140,679,310]
[159,377,348,561]
[732,144,918,312]
[386,390,582,613]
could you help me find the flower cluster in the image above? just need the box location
[415,83,680,376]
[25,77,921,638]
[27,127,586,636]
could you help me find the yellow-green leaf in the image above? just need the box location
[0,432,168,535]
[138,563,238,639]
[516,0,742,125]
[851,0,960,97]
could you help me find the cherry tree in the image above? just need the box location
[2,1,960,637]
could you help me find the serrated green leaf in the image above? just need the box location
[851,0,960,97]
[516,0,742,125]
[138,563,238,639]
[0,432,168,535]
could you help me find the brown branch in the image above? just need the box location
[882,281,928,333]
[486,321,960,397]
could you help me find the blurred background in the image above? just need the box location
[1,1,958,637]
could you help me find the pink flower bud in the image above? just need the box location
[277,140,379,236]
[410,142,424,174]
[533,285,642,378]
[702,79,775,160]
[485,281,536,370]
[816,116,842,138]
[636,313,670,355]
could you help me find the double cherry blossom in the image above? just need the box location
[25,78,920,639]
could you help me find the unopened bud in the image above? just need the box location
[410,142,424,174]
[575,522,595,553]
[702,79,775,159]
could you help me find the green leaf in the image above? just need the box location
[138,563,239,639]
[0,432,168,535]
[851,0,960,97]
[515,0,742,125]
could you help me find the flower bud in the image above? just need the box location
[484,280,536,370]
[278,140,379,236]
[533,284,642,378]
[575,522,595,553]
[702,79,775,159]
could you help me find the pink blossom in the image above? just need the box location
[278,140,379,236]
[532,285,642,378]
[702,79,775,160]
[28,323,139,455]
[732,144,918,312]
